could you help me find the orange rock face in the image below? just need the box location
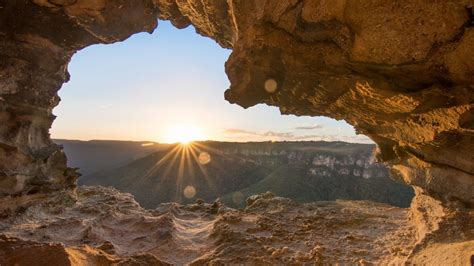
[0,0,473,264]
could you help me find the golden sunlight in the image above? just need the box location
[143,141,218,201]
[165,124,205,144]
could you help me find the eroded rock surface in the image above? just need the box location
[0,186,418,265]
[0,0,473,264]
[223,1,474,210]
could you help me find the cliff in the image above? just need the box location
[77,141,413,208]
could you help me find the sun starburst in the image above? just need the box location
[164,124,204,144]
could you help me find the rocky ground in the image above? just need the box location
[0,186,417,265]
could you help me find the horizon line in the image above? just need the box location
[52,138,374,145]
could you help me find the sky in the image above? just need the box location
[51,21,371,144]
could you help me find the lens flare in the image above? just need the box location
[145,141,218,202]
[198,152,211,165]
[264,79,278,93]
[141,142,155,147]
[183,185,196,198]
[232,191,245,205]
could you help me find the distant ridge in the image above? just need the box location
[54,139,171,176]
[70,140,413,208]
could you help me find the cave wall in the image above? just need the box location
[223,0,474,207]
[0,0,473,242]
[0,0,159,196]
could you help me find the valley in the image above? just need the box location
[59,140,414,209]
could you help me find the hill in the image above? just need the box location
[54,139,170,175]
[78,141,414,208]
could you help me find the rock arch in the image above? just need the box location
[0,0,473,260]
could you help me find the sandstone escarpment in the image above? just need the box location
[0,0,473,263]
[78,141,413,208]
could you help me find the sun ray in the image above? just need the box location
[151,144,183,192]
[184,144,195,182]
[188,143,218,195]
[144,144,181,179]
[175,144,187,202]
[144,140,226,203]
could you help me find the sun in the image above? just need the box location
[165,124,204,144]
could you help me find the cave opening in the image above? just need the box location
[51,21,413,209]
[1,2,472,264]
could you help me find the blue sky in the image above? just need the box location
[51,21,370,144]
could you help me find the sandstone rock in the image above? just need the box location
[0,187,418,264]
[0,0,473,264]
[246,191,275,206]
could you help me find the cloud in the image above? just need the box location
[291,134,322,140]
[224,128,293,138]
[223,128,373,143]
[224,128,256,135]
[261,131,294,138]
[295,124,323,130]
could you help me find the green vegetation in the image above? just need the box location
[76,141,414,209]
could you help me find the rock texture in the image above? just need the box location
[0,186,417,265]
[223,1,474,208]
[0,0,473,264]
